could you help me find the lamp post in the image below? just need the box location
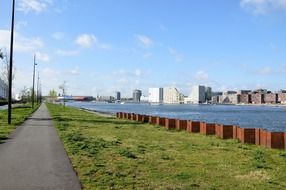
[36,71,40,104]
[8,0,15,125]
[32,54,37,109]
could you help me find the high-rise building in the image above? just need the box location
[205,87,212,101]
[189,85,206,104]
[115,91,121,101]
[148,88,163,103]
[133,89,142,102]
[163,87,180,104]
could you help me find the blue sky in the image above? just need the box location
[1,0,286,97]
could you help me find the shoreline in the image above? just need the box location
[79,107,115,117]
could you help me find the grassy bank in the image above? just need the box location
[0,104,39,141]
[47,103,286,189]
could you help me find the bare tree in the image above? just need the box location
[0,49,16,86]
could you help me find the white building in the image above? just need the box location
[163,87,180,104]
[188,85,206,104]
[148,88,163,103]
[0,79,8,99]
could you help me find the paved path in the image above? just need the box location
[0,104,82,190]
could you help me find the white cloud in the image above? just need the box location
[55,49,79,56]
[75,34,111,50]
[168,47,184,63]
[143,52,152,59]
[240,0,286,14]
[35,52,50,62]
[18,0,53,13]
[75,34,96,48]
[257,66,272,75]
[52,32,65,40]
[0,29,44,53]
[135,34,153,48]
[195,70,209,81]
[65,67,80,76]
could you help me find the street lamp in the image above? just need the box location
[32,54,37,109]
[8,0,15,125]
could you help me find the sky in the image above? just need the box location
[1,0,286,97]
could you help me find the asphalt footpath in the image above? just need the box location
[0,103,82,190]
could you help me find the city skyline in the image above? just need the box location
[1,0,286,97]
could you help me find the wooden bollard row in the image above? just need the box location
[116,112,286,150]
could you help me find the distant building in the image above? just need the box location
[115,91,121,101]
[163,87,180,104]
[253,89,267,94]
[133,89,142,102]
[278,93,286,104]
[205,87,212,101]
[237,90,252,95]
[264,93,278,104]
[251,94,264,104]
[223,91,237,95]
[0,78,8,99]
[189,85,206,104]
[140,95,149,102]
[220,94,240,104]
[97,96,115,102]
[148,88,163,103]
[240,94,251,104]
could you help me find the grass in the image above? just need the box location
[47,103,286,190]
[0,103,39,141]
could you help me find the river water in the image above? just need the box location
[67,102,286,132]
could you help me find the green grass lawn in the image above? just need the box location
[0,104,39,141]
[47,103,286,190]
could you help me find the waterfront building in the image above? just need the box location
[140,95,149,102]
[148,88,163,103]
[251,93,264,104]
[133,89,142,102]
[264,93,278,104]
[0,78,8,99]
[205,87,212,101]
[223,91,237,95]
[240,94,251,104]
[220,94,240,104]
[163,87,180,104]
[253,89,267,94]
[211,96,220,104]
[278,93,286,104]
[189,85,206,104]
[237,90,252,94]
[97,96,115,102]
[115,91,121,101]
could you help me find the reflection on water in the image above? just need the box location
[67,102,286,132]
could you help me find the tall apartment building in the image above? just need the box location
[148,88,163,103]
[133,89,142,102]
[115,91,121,101]
[163,87,180,104]
[189,85,206,104]
[278,92,286,104]
[205,87,212,101]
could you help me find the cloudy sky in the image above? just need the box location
[1,0,286,97]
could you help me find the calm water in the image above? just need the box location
[67,102,286,132]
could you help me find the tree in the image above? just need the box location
[0,49,16,87]
[48,89,57,103]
